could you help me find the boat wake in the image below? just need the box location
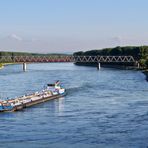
[66,83,95,95]
[66,86,83,94]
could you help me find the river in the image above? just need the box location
[0,63,148,148]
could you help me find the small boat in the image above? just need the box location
[0,81,66,112]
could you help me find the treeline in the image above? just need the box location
[0,63,2,68]
[0,51,70,64]
[73,46,148,69]
[0,51,39,56]
[0,51,69,56]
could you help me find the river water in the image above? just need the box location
[0,63,148,148]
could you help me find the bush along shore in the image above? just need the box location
[0,63,3,69]
[0,63,17,69]
[73,46,148,81]
[0,51,70,70]
[143,70,148,81]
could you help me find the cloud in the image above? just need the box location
[0,34,52,53]
[7,34,23,41]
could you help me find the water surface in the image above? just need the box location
[0,63,148,148]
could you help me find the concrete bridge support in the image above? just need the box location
[97,63,101,70]
[135,61,140,69]
[23,63,27,71]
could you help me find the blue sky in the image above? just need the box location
[0,0,148,53]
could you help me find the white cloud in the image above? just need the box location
[7,34,23,41]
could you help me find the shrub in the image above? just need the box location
[145,58,148,69]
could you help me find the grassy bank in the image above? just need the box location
[0,63,4,69]
[0,63,17,70]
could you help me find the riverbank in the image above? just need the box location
[0,64,4,69]
[143,70,148,81]
[75,62,137,70]
[0,63,17,70]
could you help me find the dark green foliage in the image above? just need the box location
[141,58,148,69]
[140,46,148,57]
[73,51,84,56]
[145,58,148,69]
[139,58,147,68]
[73,46,148,69]
[110,46,122,55]
[100,48,112,55]
[0,51,70,57]
[0,63,2,67]
[73,46,148,60]
[0,51,71,63]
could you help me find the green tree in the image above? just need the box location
[110,46,122,55]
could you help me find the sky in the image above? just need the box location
[0,0,148,53]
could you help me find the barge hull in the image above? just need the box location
[13,94,64,112]
[25,94,64,108]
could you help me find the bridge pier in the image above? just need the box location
[135,61,140,69]
[23,63,27,71]
[97,63,101,70]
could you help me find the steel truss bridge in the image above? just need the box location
[0,55,136,63]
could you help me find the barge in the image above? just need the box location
[0,81,66,112]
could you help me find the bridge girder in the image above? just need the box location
[0,55,136,63]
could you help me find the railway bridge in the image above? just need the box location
[0,55,137,71]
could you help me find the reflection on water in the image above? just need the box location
[56,97,65,115]
[0,63,148,148]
